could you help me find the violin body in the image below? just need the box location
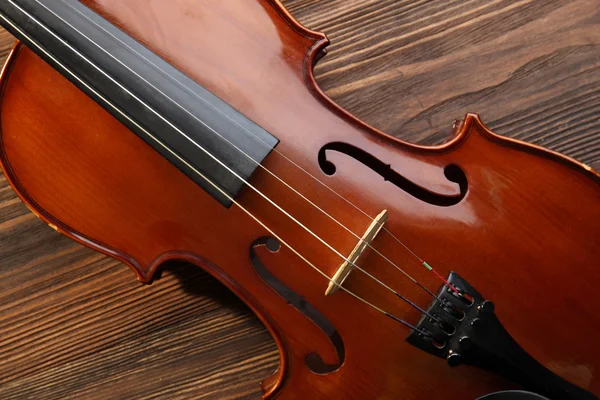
[0,1,599,399]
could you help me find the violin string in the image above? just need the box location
[56,0,457,295]
[0,9,435,338]
[38,0,446,313]
[4,0,443,323]
[55,0,443,300]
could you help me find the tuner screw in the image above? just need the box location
[459,336,473,351]
[471,318,483,332]
[447,352,462,367]
[481,301,495,314]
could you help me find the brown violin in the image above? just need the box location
[0,1,599,399]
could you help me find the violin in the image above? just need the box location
[0,1,599,399]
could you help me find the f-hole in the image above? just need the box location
[318,142,468,206]
[249,237,345,375]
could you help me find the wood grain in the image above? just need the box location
[0,1,598,399]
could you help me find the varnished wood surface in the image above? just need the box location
[0,1,599,399]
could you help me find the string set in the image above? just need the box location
[4,0,465,338]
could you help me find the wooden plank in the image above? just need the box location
[0,1,598,399]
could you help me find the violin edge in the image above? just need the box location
[268,0,328,43]
[457,113,600,182]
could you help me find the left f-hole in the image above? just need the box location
[249,237,345,374]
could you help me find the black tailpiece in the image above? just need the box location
[406,272,598,400]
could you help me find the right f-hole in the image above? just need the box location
[318,142,467,207]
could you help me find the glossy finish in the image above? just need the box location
[0,0,280,207]
[0,1,599,399]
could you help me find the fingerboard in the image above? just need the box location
[0,0,279,207]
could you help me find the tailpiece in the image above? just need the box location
[407,272,598,400]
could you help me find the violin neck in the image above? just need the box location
[0,0,279,207]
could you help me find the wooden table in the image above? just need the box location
[1,1,599,399]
